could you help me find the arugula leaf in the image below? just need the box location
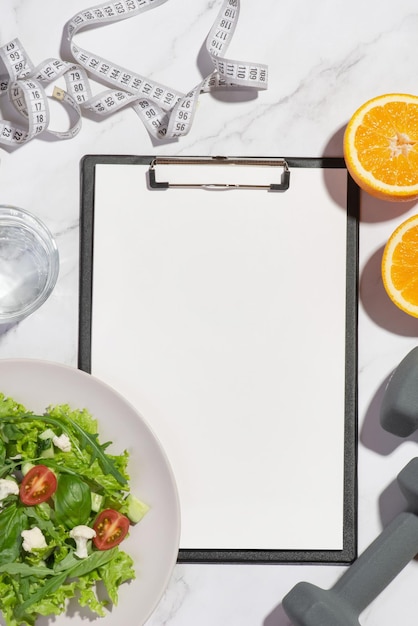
[0,563,54,578]
[0,458,22,479]
[64,420,126,482]
[40,413,127,485]
[0,504,28,566]
[30,581,79,621]
[15,549,119,619]
[14,571,69,620]
[0,412,127,485]
[67,547,119,578]
[52,547,118,575]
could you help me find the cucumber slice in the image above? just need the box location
[124,494,149,523]
[91,492,104,513]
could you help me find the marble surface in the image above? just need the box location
[2,1,418,624]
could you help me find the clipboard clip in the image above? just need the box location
[148,156,290,191]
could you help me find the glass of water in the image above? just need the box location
[0,206,59,324]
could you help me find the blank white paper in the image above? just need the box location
[90,162,348,551]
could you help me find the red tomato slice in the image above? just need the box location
[93,508,130,550]
[20,464,57,505]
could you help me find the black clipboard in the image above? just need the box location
[78,155,359,564]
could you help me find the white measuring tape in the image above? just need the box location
[0,0,268,147]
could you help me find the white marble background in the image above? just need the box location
[2,1,418,624]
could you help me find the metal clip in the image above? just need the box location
[148,156,290,191]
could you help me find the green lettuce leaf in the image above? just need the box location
[0,572,29,626]
[98,549,135,605]
[0,394,27,418]
[69,569,107,617]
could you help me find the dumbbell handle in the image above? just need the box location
[333,512,418,614]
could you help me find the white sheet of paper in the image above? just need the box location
[90,163,347,551]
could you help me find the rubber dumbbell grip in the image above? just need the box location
[333,512,418,615]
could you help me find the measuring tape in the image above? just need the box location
[0,0,268,147]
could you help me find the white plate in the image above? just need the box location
[0,359,181,626]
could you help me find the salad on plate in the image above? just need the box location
[0,392,149,626]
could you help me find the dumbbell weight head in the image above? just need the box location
[380,346,418,437]
[282,581,360,626]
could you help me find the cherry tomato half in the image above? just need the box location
[93,508,130,550]
[20,464,57,505]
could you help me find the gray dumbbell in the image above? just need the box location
[380,346,418,437]
[282,457,418,626]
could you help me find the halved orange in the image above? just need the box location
[382,214,418,317]
[344,94,418,201]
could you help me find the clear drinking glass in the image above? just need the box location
[0,205,59,324]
